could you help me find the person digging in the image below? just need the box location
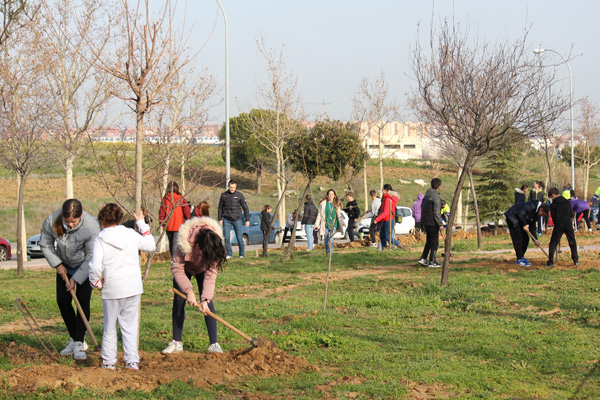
[503,199,549,266]
[547,187,580,268]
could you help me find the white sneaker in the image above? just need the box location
[126,362,139,370]
[103,364,116,371]
[73,341,87,360]
[418,258,428,267]
[370,243,377,247]
[239,256,244,258]
[161,340,183,354]
[207,342,223,353]
[226,256,232,260]
[60,337,75,356]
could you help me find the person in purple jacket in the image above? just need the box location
[570,196,592,231]
[412,193,424,233]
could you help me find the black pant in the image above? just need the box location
[369,217,378,243]
[548,225,578,264]
[347,218,355,241]
[172,273,217,344]
[313,228,319,245]
[282,227,292,244]
[576,210,591,230]
[166,230,177,258]
[414,221,422,232]
[507,220,529,260]
[420,225,440,262]
[56,273,92,342]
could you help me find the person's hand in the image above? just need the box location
[65,277,76,292]
[133,211,145,221]
[523,225,530,233]
[245,221,250,227]
[56,264,67,281]
[199,300,209,315]
[186,291,198,307]
[439,226,444,232]
[533,240,541,247]
[300,225,304,230]
[219,220,223,226]
[314,226,319,231]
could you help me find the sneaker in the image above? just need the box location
[161,340,183,354]
[73,341,87,360]
[370,243,377,247]
[574,261,581,266]
[545,262,554,268]
[226,256,232,260]
[239,256,244,258]
[126,362,139,370]
[589,229,593,232]
[418,258,428,267]
[60,337,75,356]
[517,259,531,267]
[428,262,441,268]
[207,342,223,354]
[103,364,116,371]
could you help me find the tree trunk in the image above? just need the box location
[16,173,27,276]
[66,152,75,199]
[256,164,262,194]
[285,181,311,259]
[363,157,368,213]
[456,167,463,225]
[263,177,292,257]
[135,106,145,214]
[468,168,482,248]
[180,151,186,196]
[378,130,384,189]
[441,150,475,286]
[584,163,590,200]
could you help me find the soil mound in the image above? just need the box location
[2,342,316,394]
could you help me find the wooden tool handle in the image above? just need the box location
[526,230,549,258]
[172,288,253,343]
[61,274,99,347]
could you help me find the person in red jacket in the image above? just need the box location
[159,181,191,257]
[374,184,400,250]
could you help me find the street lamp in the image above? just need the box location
[534,48,574,190]
[215,0,230,188]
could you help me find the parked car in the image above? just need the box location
[357,206,415,237]
[0,236,12,262]
[292,210,350,241]
[591,200,599,223]
[230,212,280,246]
[26,234,44,258]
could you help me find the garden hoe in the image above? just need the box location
[526,230,550,261]
[61,274,101,351]
[172,288,273,348]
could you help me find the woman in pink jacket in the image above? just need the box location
[161,216,227,354]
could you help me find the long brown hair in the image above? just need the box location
[52,199,83,237]
[164,181,181,198]
[198,201,210,217]
[321,189,341,207]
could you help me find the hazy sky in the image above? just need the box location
[184,0,599,124]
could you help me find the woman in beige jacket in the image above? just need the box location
[314,189,345,254]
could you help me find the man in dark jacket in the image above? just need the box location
[218,180,250,259]
[418,178,444,268]
[343,192,360,242]
[504,199,548,266]
[547,187,579,267]
[301,195,318,251]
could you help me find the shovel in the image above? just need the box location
[526,230,550,259]
[172,288,262,347]
[61,274,101,351]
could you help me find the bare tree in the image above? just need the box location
[0,18,50,275]
[352,71,400,190]
[0,0,37,46]
[573,98,600,199]
[241,37,303,237]
[39,0,114,199]
[97,0,196,214]
[410,21,568,285]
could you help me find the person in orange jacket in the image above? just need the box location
[374,184,400,250]
[159,181,191,257]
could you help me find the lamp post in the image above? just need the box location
[215,0,230,187]
[534,48,574,190]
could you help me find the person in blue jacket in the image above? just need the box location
[514,184,528,204]
[504,200,549,266]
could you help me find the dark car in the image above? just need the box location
[0,236,12,262]
[229,212,280,246]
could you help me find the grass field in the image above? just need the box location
[1,234,600,399]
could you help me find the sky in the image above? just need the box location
[174,0,599,124]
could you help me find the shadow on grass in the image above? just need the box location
[569,359,599,400]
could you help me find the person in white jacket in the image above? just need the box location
[89,204,156,370]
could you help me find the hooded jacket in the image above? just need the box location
[159,193,191,232]
[172,217,224,301]
[88,220,156,299]
[40,210,100,284]
[301,201,318,225]
[412,193,424,222]
[550,196,574,229]
[514,188,527,204]
[504,200,541,234]
[421,188,443,227]
[375,191,400,224]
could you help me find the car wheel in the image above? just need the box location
[242,234,249,247]
[0,246,7,262]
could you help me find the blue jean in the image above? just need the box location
[324,227,335,254]
[380,221,399,249]
[223,218,245,257]
[305,224,315,250]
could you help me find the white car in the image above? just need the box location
[357,206,415,236]
[291,210,350,240]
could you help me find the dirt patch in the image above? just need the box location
[1,341,316,394]
[0,317,62,335]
